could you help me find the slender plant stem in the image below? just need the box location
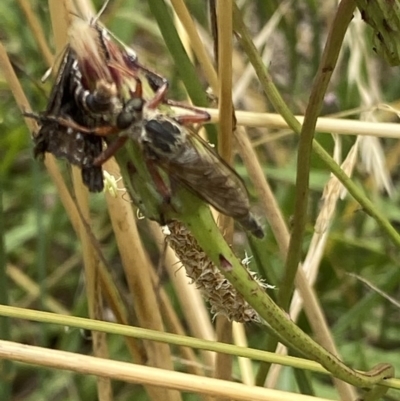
[232,3,395,396]
[279,0,356,310]
[1,303,400,392]
[0,175,12,401]
[147,0,218,143]
[232,4,400,258]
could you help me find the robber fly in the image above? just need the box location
[67,65,264,237]
[115,80,264,239]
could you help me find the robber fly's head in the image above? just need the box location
[116,96,144,130]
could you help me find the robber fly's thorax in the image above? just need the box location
[141,114,187,160]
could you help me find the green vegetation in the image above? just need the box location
[1,0,400,400]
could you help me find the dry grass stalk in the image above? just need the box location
[0,339,335,401]
[345,15,393,195]
[204,108,400,138]
[147,221,216,367]
[48,2,113,399]
[268,134,361,401]
[103,160,182,401]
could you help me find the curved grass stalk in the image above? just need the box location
[111,138,393,394]
[232,2,396,396]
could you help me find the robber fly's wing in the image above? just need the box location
[145,118,249,218]
[175,137,251,218]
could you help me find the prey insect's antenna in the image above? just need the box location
[40,45,69,83]
[93,0,111,23]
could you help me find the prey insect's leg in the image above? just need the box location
[108,57,168,110]
[124,56,169,100]
[93,136,128,166]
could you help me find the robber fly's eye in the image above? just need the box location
[126,97,145,112]
[117,110,135,129]
[116,97,144,129]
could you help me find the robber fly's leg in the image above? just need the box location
[174,112,211,125]
[30,114,119,137]
[133,75,143,98]
[162,100,211,126]
[146,81,169,109]
[22,111,41,122]
[93,136,128,166]
[145,158,171,204]
[165,100,211,119]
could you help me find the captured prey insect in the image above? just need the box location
[24,48,110,192]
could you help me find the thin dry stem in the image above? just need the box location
[73,0,96,19]
[16,0,54,67]
[173,10,194,62]
[170,0,219,92]
[7,265,70,315]
[215,3,235,386]
[234,126,289,256]
[235,127,356,399]
[214,315,234,395]
[73,168,113,401]
[147,221,216,368]
[103,159,182,401]
[232,322,254,386]
[49,2,113,398]
[150,269,210,379]
[217,0,233,163]
[232,0,291,104]
[216,0,234,243]
[0,339,336,401]
[203,108,400,139]
[346,14,393,194]
[48,0,73,52]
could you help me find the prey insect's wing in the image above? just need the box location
[32,48,104,192]
[45,48,74,113]
[144,118,263,237]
